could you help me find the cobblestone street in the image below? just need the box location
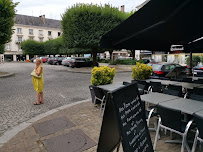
[0,62,131,136]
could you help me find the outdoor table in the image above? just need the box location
[196,85,203,88]
[159,98,203,144]
[159,98,203,115]
[194,109,203,117]
[141,92,180,105]
[174,82,203,90]
[145,79,180,86]
[97,83,124,92]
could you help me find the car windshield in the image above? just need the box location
[152,64,162,71]
[197,62,203,66]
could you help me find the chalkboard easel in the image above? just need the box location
[97,83,154,152]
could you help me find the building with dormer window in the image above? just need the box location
[2,14,61,61]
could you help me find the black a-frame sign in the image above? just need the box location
[97,83,154,152]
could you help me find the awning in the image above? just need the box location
[100,0,203,52]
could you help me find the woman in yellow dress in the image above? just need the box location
[32,58,44,105]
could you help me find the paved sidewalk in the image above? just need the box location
[64,67,131,74]
[0,100,183,152]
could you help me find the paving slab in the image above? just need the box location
[33,116,75,137]
[43,129,96,152]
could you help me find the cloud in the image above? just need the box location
[13,0,146,20]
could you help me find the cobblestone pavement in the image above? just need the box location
[0,62,132,136]
[0,101,182,152]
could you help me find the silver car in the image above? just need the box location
[62,57,72,66]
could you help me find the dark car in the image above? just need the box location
[148,62,182,78]
[142,58,155,64]
[194,63,203,76]
[47,58,55,65]
[69,57,97,68]
[53,57,65,65]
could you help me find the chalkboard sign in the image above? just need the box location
[97,83,154,152]
[97,93,121,152]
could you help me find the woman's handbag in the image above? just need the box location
[31,70,41,78]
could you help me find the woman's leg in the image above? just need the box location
[34,92,41,105]
[40,92,43,103]
[37,92,40,104]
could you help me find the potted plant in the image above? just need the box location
[131,62,153,81]
[89,66,115,103]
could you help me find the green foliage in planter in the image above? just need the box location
[114,59,137,65]
[132,62,153,80]
[91,66,115,86]
[99,59,111,63]
[186,55,201,67]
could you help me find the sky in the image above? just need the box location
[13,0,146,20]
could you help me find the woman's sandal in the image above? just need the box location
[33,102,40,105]
[40,101,43,104]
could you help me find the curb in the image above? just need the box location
[0,73,15,78]
[65,70,132,74]
[0,99,91,148]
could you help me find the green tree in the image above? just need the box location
[186,55,201,67]
[62,3,131,66]
[200,56,203,63]
[0,0,18,45]
[0,44,5,54]
[21,39,44,55]
[44,37,63,55]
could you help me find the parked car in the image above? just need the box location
[148,62,183,78]
[53,57,65,65]
[30,57,36,62]
[193,62,203,76]
[142,58,155,64]
[41,57,49,63]
[47,57,55,65]
[69,57,97,68]
[62,57,72,66]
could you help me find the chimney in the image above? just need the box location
[39,15,45,24]
[121,5,125,12]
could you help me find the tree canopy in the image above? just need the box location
[0,0,18,45]
[44,37,63,55]
[21,40,44,55]
[0,44,5,54]
[62,3,131,65]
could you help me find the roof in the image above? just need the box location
[14,14,61,29]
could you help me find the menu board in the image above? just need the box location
[97,83,153,152]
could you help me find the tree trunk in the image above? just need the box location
[186,52,193,76]
[109,50,113,61]
[92,49,98,67]
[131,50,135,60]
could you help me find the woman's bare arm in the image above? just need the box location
[35,66,42,76]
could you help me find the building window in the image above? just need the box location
[29,29,33,35]
[48,31,52,36]
[6,44,11,50]
[18,36,22,42]
[58,32,61,36]
[29,37,34,40]
[39,38,43,42]
[17,28,22,34]
[39,30,43,36]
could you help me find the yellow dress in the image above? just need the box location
[32,66,44,93]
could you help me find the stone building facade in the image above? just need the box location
[2,14,61,61]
